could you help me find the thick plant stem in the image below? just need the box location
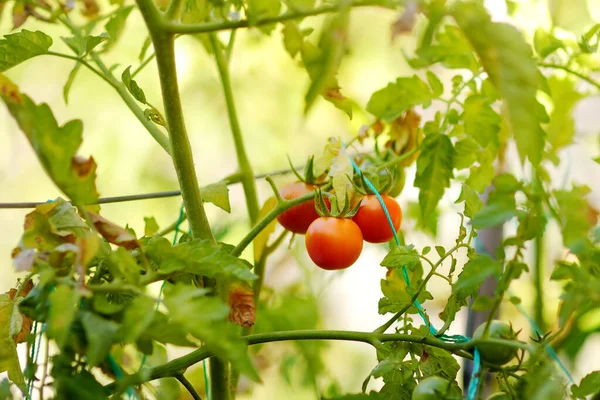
[209,33,260,225]
[534,233,546,333]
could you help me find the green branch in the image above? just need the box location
[104,329,533,391]
[538,62,600,91]
[231,191,315,257]
[175,374,202,400]
[162,0,386,34]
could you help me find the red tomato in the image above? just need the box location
[352,194,402,243]
[276,182,324,234]
[305,217,363,270]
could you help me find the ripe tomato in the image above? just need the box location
[412,376,461,400]
[352,194,402,243]
[305,217,363,270]
[276,182,324,234]
[473,320,518,365]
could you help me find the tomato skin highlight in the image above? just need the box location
[305,217,363,270]
[352,194,402,243]
[276,182,324,234]
[473,320,518,365]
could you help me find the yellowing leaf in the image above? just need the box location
[329,151,353,208]
[253,196,278,263]
[89,212,139,249]
[0,294,25,390]
[202,181,231,213]
[313,138,342,177]
[0,77,100,209]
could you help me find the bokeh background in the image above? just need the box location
[1,0,600,398]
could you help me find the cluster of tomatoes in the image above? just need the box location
[276,182,402,270]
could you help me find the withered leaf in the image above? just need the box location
[228,284,255,328]
[89,212,139,249]
[7,280,34,344]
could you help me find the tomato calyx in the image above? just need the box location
[313,187,360,219]
[287,154,327,186]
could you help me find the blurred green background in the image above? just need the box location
[1,0,600,398]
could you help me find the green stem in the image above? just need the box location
[132,52,156,77]
[104,329,533,390]
[46,51,114,87]
[90,54,172,155]
[175,374,202,400]
[165,0,184,21]
[231,192,315,256]
[209,33,260,225]
[538,62,600,91]
[533,233,546,333]
[162,0,385,34]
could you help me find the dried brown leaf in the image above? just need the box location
[89,212,139,249]
[228,284,255,328]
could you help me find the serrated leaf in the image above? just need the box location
[471,200,517,228]
[61,33,109,57]
[456,184,483,219]
[462,95,501,148]
[104,6,134,50]
[366,75,433,121]
[420,346,460,380]
[466,150,495,193]
[0,77,100,209]
[144,236,257,282]
[0,294,26,390]
[253,197,278,263]
[379,267,431,315]
[426,71,444,97]
[547,76,584,155]
[281,22,304,59]
[571,371,600,397]
[410,25,479,71]
[144,216,159,236]
[63,62,82,105]
[0,30,52,72]
[201,181,231,213]
[109,247,141,285]
[454,2,544,165]
[47,285,79,348]
[163,284,260,381]
[554,186,591,252]
[121,296,155,344]
[80,311,120,366]
[454,138,479,170]
[381,245,420,269]
[453,254,501,300]
[414,133,455,218]
[121,65,147,104]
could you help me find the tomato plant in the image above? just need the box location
[352,194,402,243]
[0,0,599,399]
[305,217,364,270]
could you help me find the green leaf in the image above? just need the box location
[281,22,305,59]
[104,6,134,50]
[0,30,52,72]
[80,311,119,366]
[571,371,600,398]
[548,0,594,35]
[453,254,501,301]
[144,236,257,282]
[471,200,517,228]
[420,346,460,380]
[410,25,479,71]
[63,62,82,105]
[108,247,141,285]
[414,133,455,218]
[163,284,260,381]
[47,285,79,348]
[323,393,385,400]
[456,184,483,219]
[426,70,444,97]
[471,295,494,311]
[61,33,109,57]
[454,2,544,165]
[547,76,584,155]
[247,0,281,33]
[380,245,420,269]
[121,296,155,344]
[54,369,107,400]
[454,138,478,170]
[121,66,147,104]
[462,95,501,148]
[141,311,195,347]
[0,295,26,391]
[0,78,100,209]
[144,216,159,236]
[366,75,433,121]
[379,267,431,315]
[466,150,495,193]
[202,181,231,213]
[554,186,591,252]
[533,28,565,58]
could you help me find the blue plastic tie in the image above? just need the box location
[344,145,479,399]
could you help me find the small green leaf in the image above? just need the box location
[547,76,584,156]
[554,186,591,252]
[108,247,141,285]
[435,246,445,257]
[80,311,120,366]
[571,371,600,398]
[466,150,495,193]
[366,75,433,121]
[247,0,281,32]
[420,346,460,380]
[381,245,420,269]
[456,184,483,219]
[47,285,79,348]
[0,30,52,72]
[533,28,565,58]
[410,25,479,71]
[422,246,431,255]
[462,95,501,148]
[104,6,134,50]
[61,33,109,56]
[471,200,517,228]
[281,22,304,59]
[144,216,159,236]
[426,71,444,97]
[414,133,455,218]
[454,2,544,164]
[0,79,100,209]
[453,254,501,300]
[201,181,231,213]
[121,66,147,104]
